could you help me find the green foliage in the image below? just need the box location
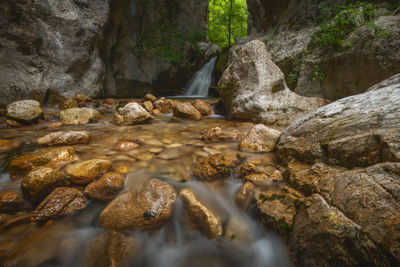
[208,0,249,48]
[311,1,389,51]
[312,65,325,81]
[278,218,294,243]
[259,193,286,203]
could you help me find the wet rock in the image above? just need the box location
[21,167,69,203]
[201,127,240,142]
[193,153,240,181]
[180,189,222,239]
[0,191,27,213]
[142,101,154,112]
[192,100,213,116]
[153,98,175,113]
[75,94,92,107]
[81,231,141,267]
[31,187,86,222]
[47,122,63,128]
[59,98,78,110]
[235,182,255,210]
[173,102,202,120]
[144,93,157,102]
[6,119,23,127]
[152,109,161,115]
[236,163,257,178]
[0,140,17,153]
[59,108,101,125]
[99,179,176,231]
[84,172,125,201]
[6,100,43,124]
[114,141,139,151]
[239,124,281,152]
[218,40,323,125]
[244,170,283,184]
[136,153,154,161]
[9,147,77,179]
[37,131,91,146]
[103,98,118,106]
[113,102,153,125]
[65,159,112,185]
[158,147,187,160]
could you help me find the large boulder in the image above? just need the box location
[173,102,202,121]
[65,159,112,185]
[59,108,101,125]
[84,172,125,201]
[99,179,176,231]
[113,102,153,125]
[37,131,91,146]
[6,100,43,124]
[218,40,323,125]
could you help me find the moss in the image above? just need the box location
[215,48,230,75]
[272,86,279,94]
[218,80,237,91]
[259,193,286,203]
[278,217,294,243]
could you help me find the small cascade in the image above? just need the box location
[184,56,218,97]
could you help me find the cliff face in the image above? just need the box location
[0,0,210,106]
[245,0,400,100]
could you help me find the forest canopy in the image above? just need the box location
[208,0,249,48]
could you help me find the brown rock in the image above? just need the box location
[6,100,43,124]
[0,191,27,213]
[235,182,255,210]
[236,163,257,178]
[152,109,161,115]
[47,122,63,128]
[75,94,92,107]
[21,167,69,203]
[180,189,222,239]
[193,153,240,181]
[81,231,141,267]
[153,98,175,113]
[173,102,202,120]
[144,93,157,102]
[142,101,154,112]
[103,98,118,106]
[31,187,86,222]
[192,100,213,116]
[0,140,17,153]
[65,159,112,185]
[84,172,125,201]
[59,98,78,110]
[114,141,139,151]
[239,124,281,152]
[59,108,101,125]
[37,131,91,146]
[99,179,176,231]
[9,147,77,179]
[201,127,240,142]
[6,119,23,127]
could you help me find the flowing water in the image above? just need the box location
[0,103,291,267]
[184,57,217,97]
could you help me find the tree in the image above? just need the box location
[208,0,248,48]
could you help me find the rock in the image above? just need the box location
[6,119,23,127]
[59,98,78,110]
[84,172,125,201]
[59,108,101,125]
[113,102,153,125]
[81,231,141,267]
[0,140,17,153]
[144,93,157,102]
[21,167,69,203]
[153,98,175,113]
[218,40,323,125]
[235,182,255,210]
[193,153,241,181]
[103,98,117,106]
[114,141,139,151]
[65,159,112,185]
[201,127,240,142]
[136,153,154,161]
[99,179,176,231]
[236,163,257,178]
[244,170,283,184]
[152,109,161,115]
[192,100,213,116]
[142,101,154,112]
[173,102,202,120]
[47,122,63,128]
[239,124,281,152]
[75,94,92,107]
[0,191,27,213]
[180,189,222,239]
[37,131,91,146]
[9,147,77,179]
[6,100,43,124]
[31,187,86,222]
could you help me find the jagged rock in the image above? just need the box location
[239,124,281,152]
[201,127,240,142]
[65,159,112,185]
[59,108,101,125]
[153,98,175,113]
[6,100,43,124]
[113,102,153,125]
[193,153,241,181]
[180,189,222,239]
[192,100,213,116]
[9,147,77,179]
[99,179,176,231]
[142,101,154,112]
[173,102,202,120]
[144,93,157,102]
[37,131,91,146]
[81,231,141,267]
[21,167,69,203]
[84,172,125,201]
[218,40,323,125]
[59,98,78,110]
[0,191,27,213]
[235,182,255,210]
[31,187,86,222]
[236,163,257,178]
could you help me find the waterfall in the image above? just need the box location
[184,56,217,97]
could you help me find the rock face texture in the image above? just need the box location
[6,100,43,124]
[218,40,324,125]
[245,0,400,101]
[276,74,400,266]
[37,131,91,146]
